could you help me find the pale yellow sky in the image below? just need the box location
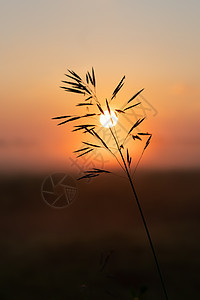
[0,0,200,172]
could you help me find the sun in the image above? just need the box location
[100,110,118,128]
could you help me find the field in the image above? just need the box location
[0,170,199,299]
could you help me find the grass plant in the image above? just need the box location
[53,68,168,299]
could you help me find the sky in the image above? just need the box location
[0,0,200,173]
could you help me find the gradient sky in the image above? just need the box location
[1,0,200,172]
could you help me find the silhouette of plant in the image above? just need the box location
[53,68,168,299]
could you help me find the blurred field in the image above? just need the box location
[0,170,199,299]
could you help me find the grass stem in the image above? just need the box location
[109,127,169,300]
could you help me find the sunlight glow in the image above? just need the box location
[100,110,118,128]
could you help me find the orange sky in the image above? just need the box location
[0,0,200,173]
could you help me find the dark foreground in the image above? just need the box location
[0,170,199,299]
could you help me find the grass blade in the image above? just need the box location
[61,81,91,94]
[82,142,101,148]
[132,135,142,141]
[60,87,85,94]
[111,75,125,100]
[97,104,104,115]
[85,96,93,101]
[106,99,111,115]
[57,116,81,126]
[127,148,129,164]
[64,74,81,83]
[86,73,89,84]
[76,103,93,106]
[126,148,132,167]
[67,69,82,80]
[83,113,97,118]
[92,129,109,149]
[93,168,111,173]
[123,102,141,112]
[127,88,144,104]
[127,117,145,135]
[87,71,94,86]
[78,173,99,180]
[74,147,90,153]
[115,109,125,114]
[144,135,152,150]
[76,148,93,158]
[52,115,71,120]
[138,132,151,136]
[92,67,96,88]
[72,125,96,132]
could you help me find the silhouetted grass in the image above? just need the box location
[52,68,168,298]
